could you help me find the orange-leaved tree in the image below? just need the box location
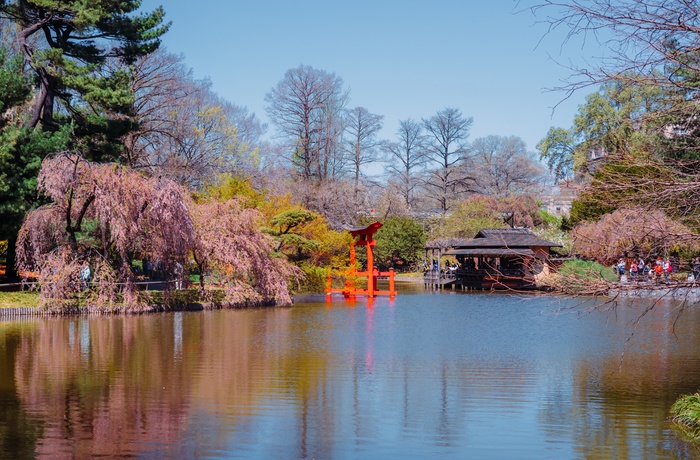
[205,175,351,291]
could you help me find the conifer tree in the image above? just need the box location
[0,1,168,276]
[3,0,169,135]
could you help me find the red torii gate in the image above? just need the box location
[326,221,397,299]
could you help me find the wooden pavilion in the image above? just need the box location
[424,228,561,290]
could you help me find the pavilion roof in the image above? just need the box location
[425,228,560,250]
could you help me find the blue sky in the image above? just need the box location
[140,0,594,153]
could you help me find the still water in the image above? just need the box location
[2,285,700,459]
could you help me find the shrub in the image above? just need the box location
[671,393,700,441]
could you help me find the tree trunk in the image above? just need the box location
[5,234,18,280]
[18,21,55,130]
[27,69,56,129]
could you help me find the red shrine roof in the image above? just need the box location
[347,221,383,238]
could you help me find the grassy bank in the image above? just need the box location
[0,288,269,312]
[0,291,40,309]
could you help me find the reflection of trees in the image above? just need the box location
[539,300,700,458]
[0,322,42,459]
[8,309,327,458]
[13,315,198,457]
[11,297,700,457]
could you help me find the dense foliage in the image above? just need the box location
[369,215,426,271]
[191,199,301,306]
[17,154,194,310]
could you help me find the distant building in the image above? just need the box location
[664,122,694,139]
[540,183,578,217]
[586,145,608,174]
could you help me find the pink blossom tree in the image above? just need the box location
[191,199,302,306]
[17,153,300,311]
[571,207,699,265]
[17,153,195,311]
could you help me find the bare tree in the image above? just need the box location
[422,108,474,213]
[469,135,546,197]
[318,98,349,181]
[384,119,427,210]
[156,96,247,187]
[345,106,384,200]
[265,65,348,183]
[125,50,264,187]
[122,49,197,168]
[527,0,700,94]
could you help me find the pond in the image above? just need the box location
[1,284,700,459]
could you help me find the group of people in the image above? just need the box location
[615,257,674,283]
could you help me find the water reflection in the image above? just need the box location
[1,292,700,458]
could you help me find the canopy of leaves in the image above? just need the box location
[0,0,172,179]
[0,45,72,275]
[370,215,426,271]
[270,209,317,235]
[202,174,266,208]
[537,80,664,183]
[0,48,29,118]
[537,127,576,183]
[568,155,700,227]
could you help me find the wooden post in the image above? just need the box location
[367,239,375,297]
[325,269,332,297]
[389,268,396,297]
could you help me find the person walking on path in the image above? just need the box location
[174,261,183,289]
[654,260,663,282]
[642,260,651,282]
[630,260,638,282]
[692,257,700,282]
[616,258,626,280]
[663,258,672,282]
[79,262,91,291]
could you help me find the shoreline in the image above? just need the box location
[7,277,695,318]
[0,300,284,318]
[610,281,700,301]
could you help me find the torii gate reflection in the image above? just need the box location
[326,221,397,300]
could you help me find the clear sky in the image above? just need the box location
[140,0,593,153]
